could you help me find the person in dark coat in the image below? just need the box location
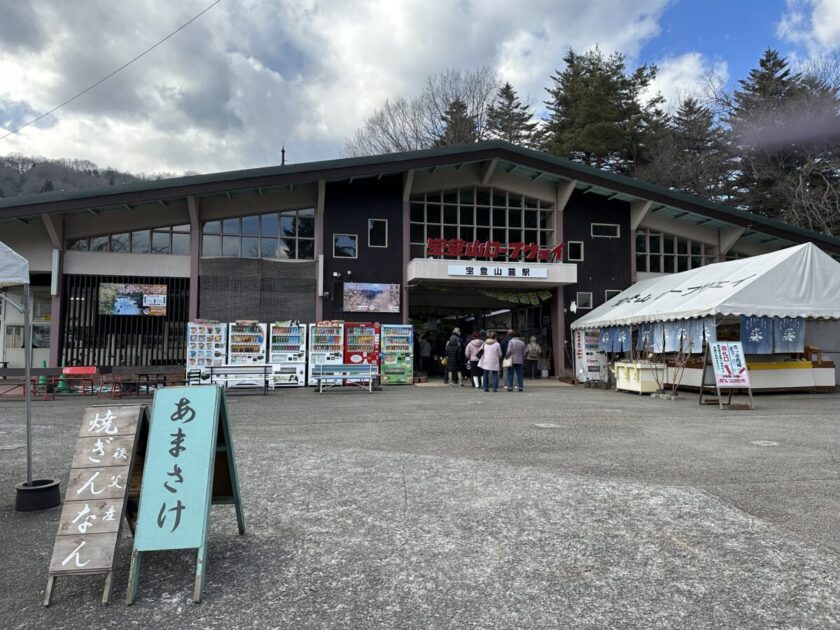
[499,328,514,390]
[445,327,464,386]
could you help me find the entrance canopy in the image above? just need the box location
[572,243,840,330]
[0,241,29,287]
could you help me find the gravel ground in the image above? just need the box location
[1,384,839,629]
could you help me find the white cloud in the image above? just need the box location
[643,52,729,110]
[0,0,671,174]
[777,0,840,54]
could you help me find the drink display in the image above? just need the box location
[269,321,307,387]
[186,321,227,378]
[307,321,344,386]
[344,322,381,384]
[380,324,414,384]
[227,321,267,365]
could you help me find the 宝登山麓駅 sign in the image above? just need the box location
[45,404,149,606]
[427,238,564,262]
[447,265,548,279]
[710,342,750,388]
[127,386,244,604]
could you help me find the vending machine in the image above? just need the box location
[269,321,307,387]
[227,321,267,365]
[380,324,414,384]
[344,322,381,367]
[186,321,227,381]
[307,321,344,386]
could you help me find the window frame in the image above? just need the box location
[368,218,388,248]
[605,289,621,302]
[590,223,621,238]
[566,240,584,262]
[333,233,359,259]
[576,292,593,310]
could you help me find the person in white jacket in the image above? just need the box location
[477,332,503,392]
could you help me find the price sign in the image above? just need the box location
[710,342,751,388]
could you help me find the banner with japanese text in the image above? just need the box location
[710,342,751,388]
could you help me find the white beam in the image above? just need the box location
[481,158,498,185]
[718,226,746,256]
[402,169,415,202]
[555,179,576,214]
[630,200,652,230]
[187,195,200,228]
[41,214,63,249]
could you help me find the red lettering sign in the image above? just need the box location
[425,239,565,263]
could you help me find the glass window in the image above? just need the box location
[476,207,490,225]
[591,223,620,238]
[261,212,278,236]
[460,226,474,241]
[277,238,293,259]
[650,255,661,273]
[426,205,441,224]
[222,235,240,257]
[636,233,647,253]
[280,213,296,237]
[173,224,190,233]
[492,208,506,227]
[131,231,150,253]
[476,190,490,206]
[508,208,522,228]
[203,220,221,234]
[410,203,425,223]
[444,225,458,239]
[426,224,441,239]
[241,215,260,236]
[151,231,171,254]
[369,219,388,247]
[524,230,537,244]
[172,232,190,255]
[605,290,622,301]
[443,191,457,205]
[297,239,314,260]
[260,238,278,259]
[109,233,129,252]
[410,224,424,243]
[677,238,688,254]
[678,256,690,272]
[222,218,240,235]
[476,227,490,242]
[298,209,315,238]
[202,235,221,256]
[664,256,675,273]
[636,254,647,272]
[567,241,584,261]
[241,236,260,258]
[576,292,593,309]
[539,211,551,229]
[443,205,457,224]
[663,236,674,254]
[333,234,357,258]
[67,238,88,251]
[90,235,109,252]
[524,211,537,228]
[459,205,474,225]
[649,234,661,253]
[459,189,474,205]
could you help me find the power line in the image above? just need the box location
[0,0,222,141]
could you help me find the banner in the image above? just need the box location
[773,317,805,353]
[741,316,773,354]
[710,342,751,388]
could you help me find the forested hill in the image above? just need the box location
[0,154,152,199]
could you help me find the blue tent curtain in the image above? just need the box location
[741,316,774,354]
[664,321,682,352]
[598,328,611,353]
[686,319,705,354]
[652,322,665,353]
[773,317,805,353]
[703,317,716,344]
[615,326,632,353]
[636,323,652,351]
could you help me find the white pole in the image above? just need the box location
[23,283,32,485]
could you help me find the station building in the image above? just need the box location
[1,140,839,374]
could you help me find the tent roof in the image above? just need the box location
[0,241,29,288]
[571,243,840,329]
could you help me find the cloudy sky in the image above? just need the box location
[0,0,837,175]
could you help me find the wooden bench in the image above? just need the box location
[311,363,379,393]
[207,365,272,395]
[0,368,58,401]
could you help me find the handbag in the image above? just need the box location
[502,357,513,368]
[441,357,448,367]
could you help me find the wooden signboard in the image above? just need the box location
[699,342,754,410]
[45,404,149,606]
[127,386,244,605]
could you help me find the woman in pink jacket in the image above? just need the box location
[464,331,485,388]
[478,332,503,392]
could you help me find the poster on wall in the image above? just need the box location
[98,283,167,316]
[342,282,400,313]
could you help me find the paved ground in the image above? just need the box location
[1,384,840,628]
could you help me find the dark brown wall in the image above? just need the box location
[199,258,317,322]
[322,177,404,323]
[563,190,632,330]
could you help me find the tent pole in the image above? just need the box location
[23,283,32,486]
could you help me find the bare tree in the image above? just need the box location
[344,68,499,157]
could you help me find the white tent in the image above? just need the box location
[0,241,29,288]
[571,243,840,330]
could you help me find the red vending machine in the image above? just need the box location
[344,322,381,371]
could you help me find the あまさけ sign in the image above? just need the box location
[710,342,750,388]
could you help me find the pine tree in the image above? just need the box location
[435,99,477,146]
[542,48,662,174]
[485,82,540,148]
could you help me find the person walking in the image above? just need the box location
[505,331,526,392]
[445,328,464,386]
[524,336,541,379]
[478,332,503,392]
[464,331,484,388]
[419,335,432,376]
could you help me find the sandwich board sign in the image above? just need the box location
[127,385,244,604]
[45,404,149,606]
[700,341,754,410]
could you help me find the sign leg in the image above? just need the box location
[101,571,114,605]
[43,576,56,607]
[126,550,141,605]
[193,544,207,604]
